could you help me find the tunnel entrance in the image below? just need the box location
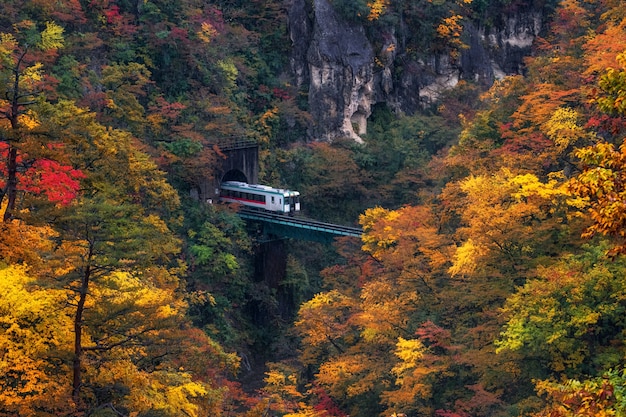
[222,169,248,183]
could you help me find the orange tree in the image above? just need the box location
[569,51,626,256]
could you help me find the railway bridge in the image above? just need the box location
[201,139,363,320]
[203,139,363,243]
[238,208,362,244]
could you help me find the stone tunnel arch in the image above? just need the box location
[221,169,248,183]
[199,145,259,203]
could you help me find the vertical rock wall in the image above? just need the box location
[305,0,374,142]
[288,0,544,142]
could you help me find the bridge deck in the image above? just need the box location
[237,208,362,243]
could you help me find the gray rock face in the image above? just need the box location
[288,0,313,88]
[306,0,374,142]
[288,0,543,142]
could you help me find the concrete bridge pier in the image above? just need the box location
[254,237,300,321]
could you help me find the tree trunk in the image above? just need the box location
[72,262,91,409]
[2,51,25,222]
[3,145,17,222]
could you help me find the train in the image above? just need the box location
[219,181,301,215]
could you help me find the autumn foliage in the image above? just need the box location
[0,143,85,205]
[268,0,626,416]
[3,0,626,415]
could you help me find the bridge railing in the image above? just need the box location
[237,208,363,243]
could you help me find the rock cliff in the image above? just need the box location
[288,0,544,142]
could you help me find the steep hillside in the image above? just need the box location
[1,0,626,416]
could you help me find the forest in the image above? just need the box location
[1,0,626,416]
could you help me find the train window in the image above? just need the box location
[271,196,275,204]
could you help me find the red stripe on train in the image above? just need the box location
[220,196,266,206]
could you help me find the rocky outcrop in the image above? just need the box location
[461,13,542,83]
[288,0,313,88]
[304,0,374,142]
[288,0,544,142]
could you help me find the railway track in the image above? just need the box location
[238,208,362,238]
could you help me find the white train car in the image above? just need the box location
[219,181,300,214]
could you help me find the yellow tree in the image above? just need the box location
[445,168,585,279]
[427,169,589,415]
[382,337,432,415]
[569,141,626,255]
[292,205,454,417]
[0,265,74,415]
[532,369,626,417]
[24,100,238,415]
[295,290,359,364]
[79,271,237,416]
[295,272,389,415]
[368,0,390,20]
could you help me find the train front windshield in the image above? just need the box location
[288,194,300,212]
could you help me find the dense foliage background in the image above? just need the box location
[2,0,626,416]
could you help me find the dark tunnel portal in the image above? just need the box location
[222,169,248,183]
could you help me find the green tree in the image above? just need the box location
[363,111,459,206]
[278,141,370,224]
[183,203,257,349]
[497,245,626,407]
